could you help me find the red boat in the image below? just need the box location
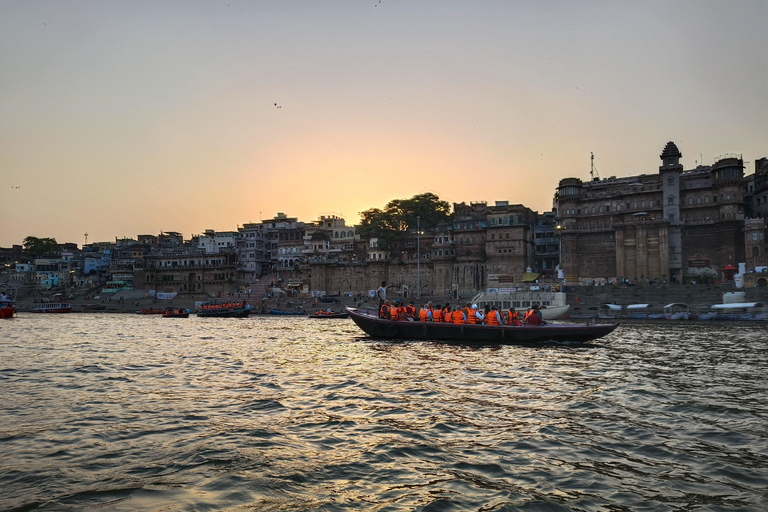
[0,296,15,319]
[32,302,72,314]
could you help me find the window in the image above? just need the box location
[591,207,595,213]
[617,205,621,211]
[697,197,702,204]
[668,196,674,205]
[649,200,653,207]
[668,213,675,222]
[668,176,675,185]
[599,206,603,213]
[726,194,731,200]
[688,198,693,205]
[705,196,710,203]
[634,202,638,208]
[641,201,645,208]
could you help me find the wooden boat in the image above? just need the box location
[82,304,106,311]
[308,311,350,319]
[32,302,72,313]
[269,309,306,315]
[163,308,189,318]
[0,296,16,319]
[137,308,165,315]
[347,308,618,344]
[197,301,251,318]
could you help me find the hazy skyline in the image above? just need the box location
[2,1,767,247]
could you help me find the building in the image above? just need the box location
[556,142,749,284]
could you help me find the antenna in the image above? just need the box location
[590,152,600,181]
[84,232,88,245]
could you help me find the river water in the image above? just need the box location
[1,314,767,511]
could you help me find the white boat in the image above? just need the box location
[598,303,623,319]
[709,302,768,321]
[625,304,664,319]
[472,286,570,320]
[662,303,690,320]
[32,302,72,313]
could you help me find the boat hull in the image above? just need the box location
[269,310,306,315]
[308,312,350,319]
[0,305,15,318]
[32,303,72,313]
[347,308,617,344]
[197,308,251,318]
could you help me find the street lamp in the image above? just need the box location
[416,215,420,297]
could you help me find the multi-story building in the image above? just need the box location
[237,222,271,286]
[556,141,749,284]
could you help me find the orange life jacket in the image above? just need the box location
[390,306,401,321]
[380,305,390,319]
[406,305,416,318]
[433,309,443,322]
[506,311,520,325]
[485,311,500,325]
[452,309,466,324]
[465,307,477,324]
[419,308,431,322]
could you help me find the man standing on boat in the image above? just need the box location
[377,281,387,317]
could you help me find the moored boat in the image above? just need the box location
[347,307,618,344]
[709,302,768,321]
[472,286,570,320]
[137,308,165,315]
[269,309,306,315]
[0,295,16,319]
[32,302,72,313]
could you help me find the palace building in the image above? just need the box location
[556,142,748,284]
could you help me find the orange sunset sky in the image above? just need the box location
[2,1,767,247]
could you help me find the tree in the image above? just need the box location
[23,236,60,258]
[358,193,452,250]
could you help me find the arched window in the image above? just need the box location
[668,176,675,185]
[633,202,638,208]
[668,213,675,222]
[705,196,710,203]
[668,196,674,205]
[697,197,702,204]
[688,198,693,205]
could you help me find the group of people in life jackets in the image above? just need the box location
[378,300,547,326]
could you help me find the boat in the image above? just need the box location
[625,304,664,319]
[269,309,306,315]
[347,307,618,344]
[32,302,72,313]
[197,301,252,318]
[598,303,623,319]
[709,302,768,321]
[82,304,106,311]
[0,295,16,319]
[662,303,690,320]
[163,308,190,318]
[308,311,350,319]
[471,285,570,320]
[137,308,166,315]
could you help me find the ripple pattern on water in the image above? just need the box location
[1,315,767,511]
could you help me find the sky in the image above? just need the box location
[2,1,767,248]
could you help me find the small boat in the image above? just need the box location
[709,302,768,321]
[163,308,189,318]
[308,311,350,319]
[269,309,306,315]
[82,304,106,311]
[137,308,166,315]
[347,308,618,344]
[662,303,690,320]
[0,295,16,319]
[197,301,252,318]
[32,302,72,313]
[598,303,623,319]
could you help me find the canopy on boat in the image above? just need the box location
[711,302,763,309]
[626,304,652,310]
[600,304,623,311]
[663,303,689,309]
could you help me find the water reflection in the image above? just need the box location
[0,315,766,511]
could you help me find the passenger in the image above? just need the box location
[452,305,467,324]
[442,304,452,323]
[525,304,546,326]
[419,301,433,322]
[406,302,417,319]
[390,300,402,321]
[432,304,443,323]
[466,303,482,324]
[380,300,391,320]
[484,305,502,325]
[506,307,521,326]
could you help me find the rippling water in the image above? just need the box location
[1,314,767,511]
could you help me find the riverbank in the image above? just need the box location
[13,282,768,315]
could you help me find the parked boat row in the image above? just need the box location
[598,302,768,321]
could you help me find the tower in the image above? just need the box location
[659,141,683,283]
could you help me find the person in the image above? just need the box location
[506,306,521,326]
[432,304,443,323]
[390,299,403,321]
[406,301,416,319]
[442,304,452,323]
[452,305,467,324]
[376,281,387,317]
[525,304,546,326]
[379,300,391,320]
[484,305,502,325]
[419,301,433,322]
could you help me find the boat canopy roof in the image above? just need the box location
[710,302,764,309]
[663,303,689,309]
[600,303,623,311]
[626,304,651,310]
